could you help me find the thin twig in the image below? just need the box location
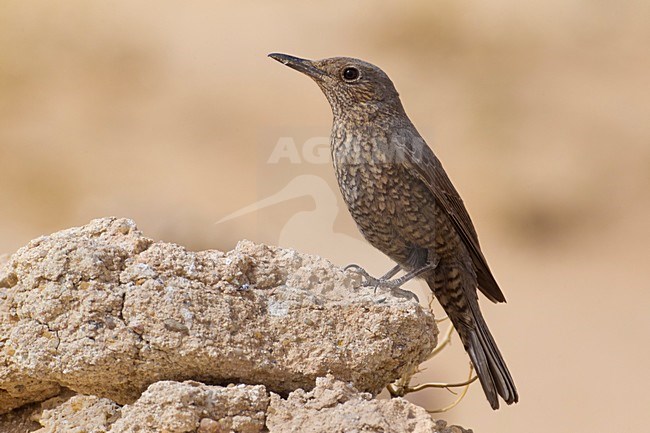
[428,324,454,360]
[406,375,478,393]
[427,365,476,414]
[386,303,475,412]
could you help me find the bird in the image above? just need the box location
[268,53,518,410]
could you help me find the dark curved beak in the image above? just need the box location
[268,53,324,78]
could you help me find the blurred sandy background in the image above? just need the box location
[1,0,649,431]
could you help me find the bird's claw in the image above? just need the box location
[343,263,370,277]
[344,264,382,286]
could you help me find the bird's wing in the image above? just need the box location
[399,133,507,303]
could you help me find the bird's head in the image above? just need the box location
[269,53,405,119]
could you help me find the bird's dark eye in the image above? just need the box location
[342,67,360,81]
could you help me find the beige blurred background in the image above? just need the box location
[1,0,649,431]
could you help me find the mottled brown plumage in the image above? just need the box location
[269,53,518,409]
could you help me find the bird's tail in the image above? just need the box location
[427,275,518,409]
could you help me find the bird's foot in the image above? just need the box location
[344,264,397,288]
[344,263,420,302]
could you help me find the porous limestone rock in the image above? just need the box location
[266,375,472,433]
[0,217,437,412]
[36,393,120,433]
[2,377,471,433]
[108,381,268,433]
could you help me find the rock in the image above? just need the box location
[0,256,62,414]
[1,377,470,432]
[0,217,437,412]
[108,381,268,433]
[267,375,472,433]
[36,393,120,433]
[0,373,61,422]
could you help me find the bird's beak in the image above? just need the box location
[268,53,325,79]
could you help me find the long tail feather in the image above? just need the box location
[466,299,518,408]
[427,274,518,409]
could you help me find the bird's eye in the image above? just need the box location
[342,67,360,81]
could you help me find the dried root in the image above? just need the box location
[387,319,478,413]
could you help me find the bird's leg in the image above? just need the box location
[375,259,438,289]
[345,260,438,303]
[345,261,437,288]
[379,264,402,280]
[371,260,437,303]
[344,263,418,301]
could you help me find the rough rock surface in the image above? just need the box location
[0,217,437,412]
[0,255,63,414]
[109,381,268,433]
[31,381,268,433]
[0,377,471,432]
[266,376,471,433]
[36,393,120,433]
